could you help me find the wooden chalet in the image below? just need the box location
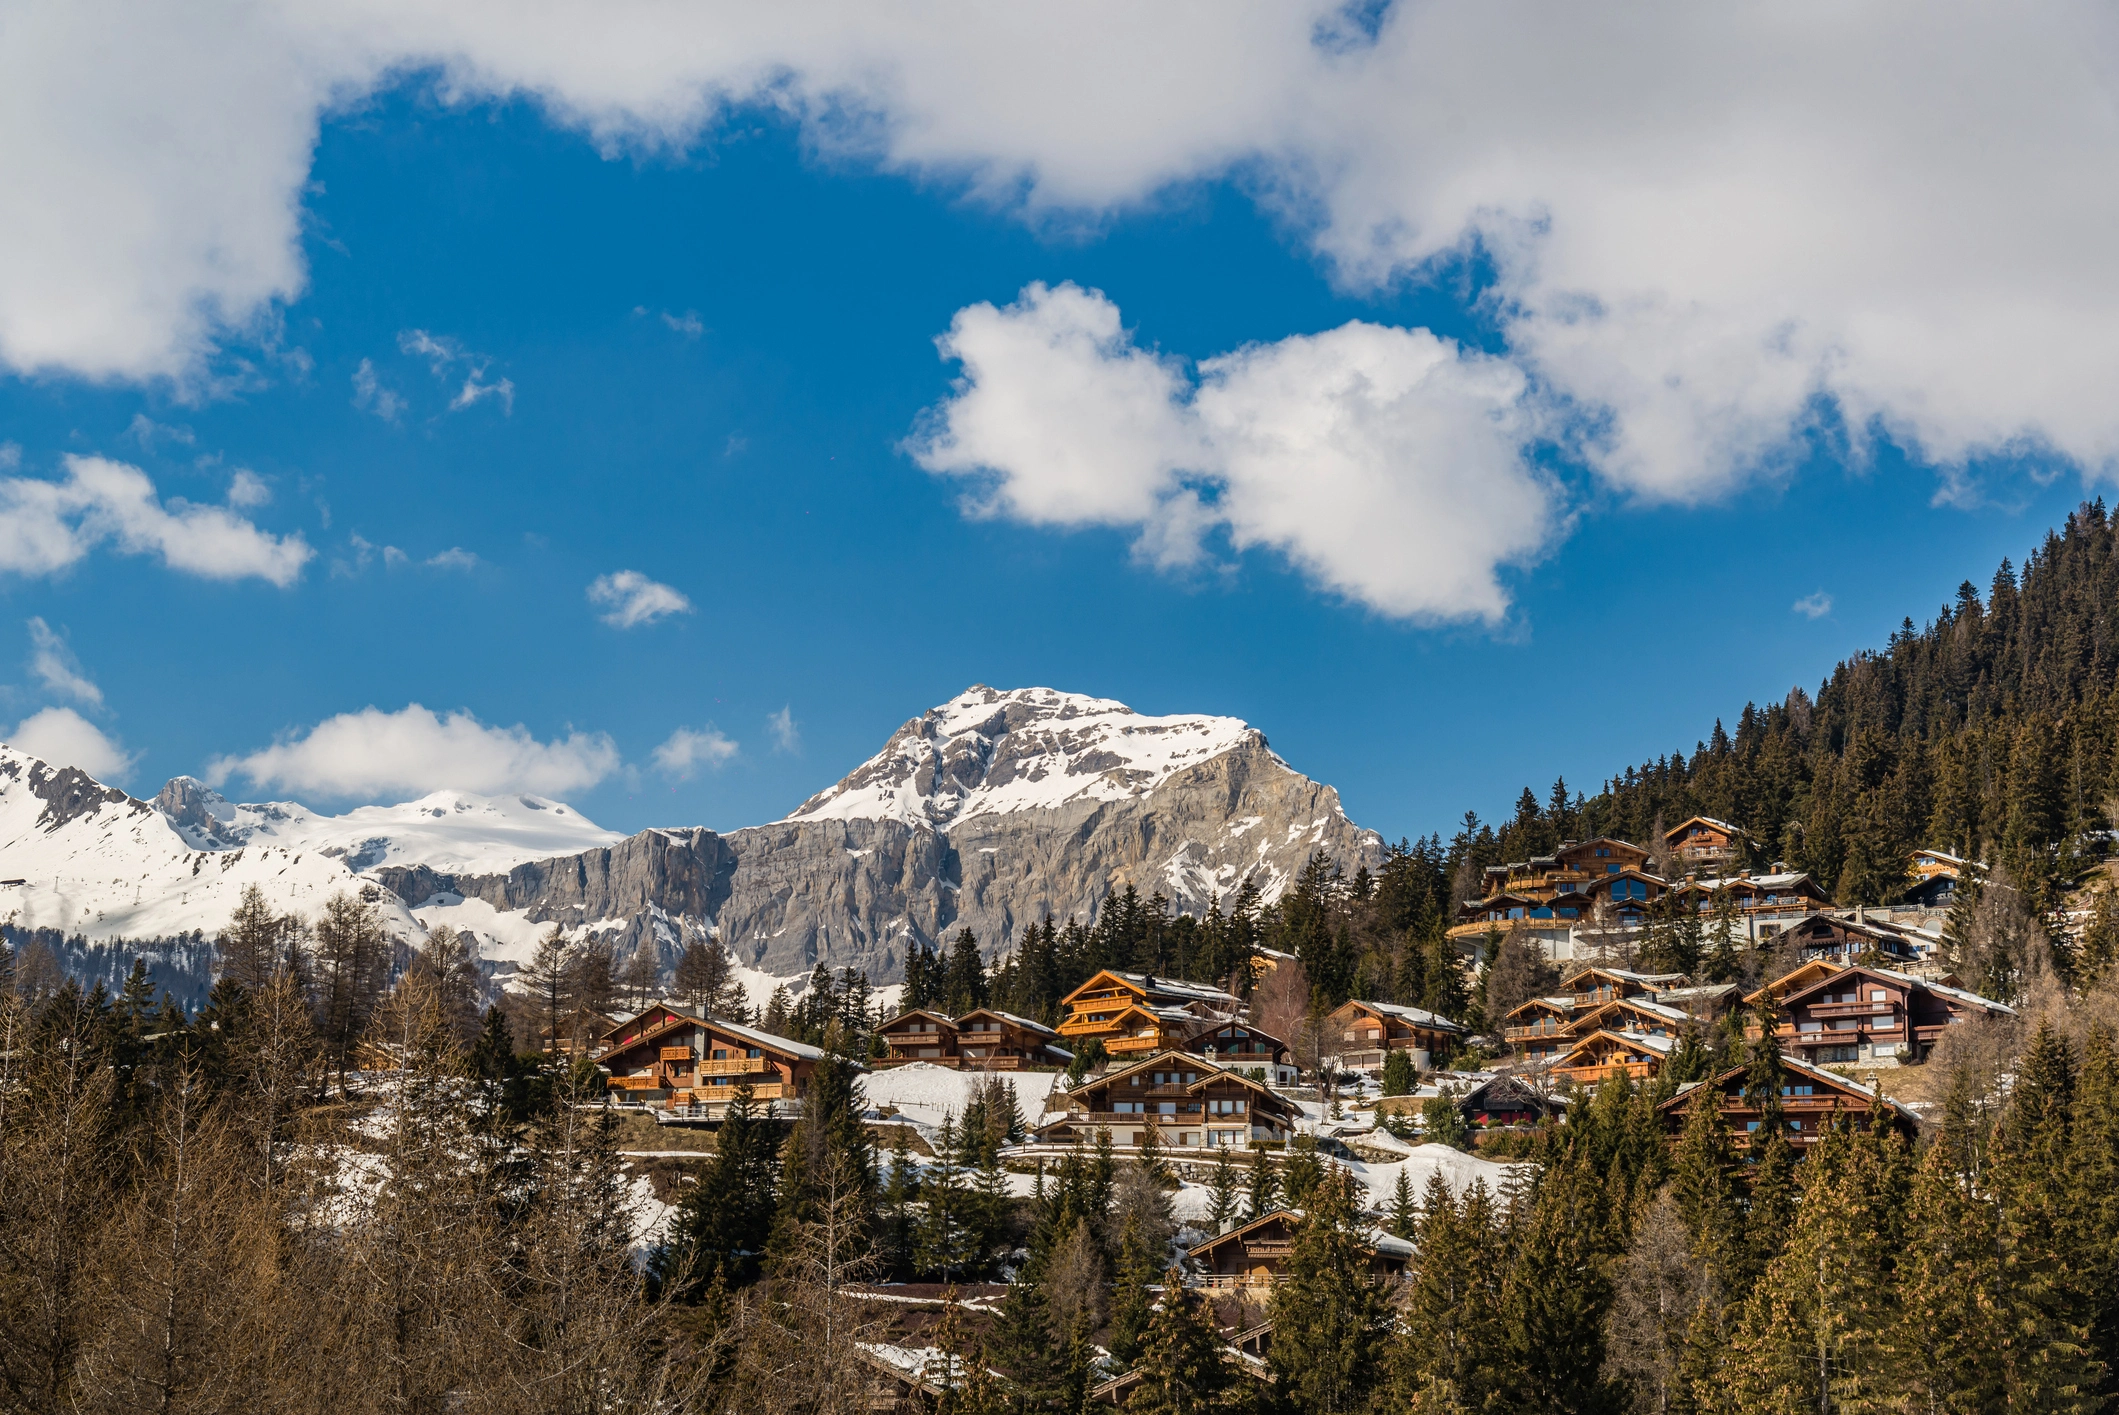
[1905,849,1972,906]
[1665,816,1751,868]
[1501,994,1579,1061]
[1456,1074,1560,1129]
[954,1008,1070,1068]
[1667,870,1831,939]
[1033,1050,1300,1150]
[1744,959,1843,1007]
[1178,1018,1297,1086]
[1326,998,1468,1073]
[877,1009,959,1065]
[1656,1055,1920,1151]
[1773,913,1925,969]
[1560,966,1688,1006]
[1547,1029,1676,1087]
[596,1002,826,1117]
[1651,982,1743,1022]
[1568,994,1693,1041]
[856,1346,948,1413]
[1186,1208,1413,1289]
[1055,969,1242,1057]
[1749,964,2014,1067]
[1445,837,1655,953]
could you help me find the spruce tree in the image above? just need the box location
[943,928,989,1015]
[1206,1149,1241,1234]
[1245,1142,1279,1220]
[658,1081,780,1293]
[1127,1269,1234,1415]
[1497,1151,1620,1413]
[916,1113,972,1282]
[1269,1169,1392,1415]
[1382,1047,1417,1097]
[1106,1209,1160,1368]
[2071,1027,2119,1395]
[1387,1168,1418,1241]
[1887,1092,2008,1410]
[1670,1084,1743,1288]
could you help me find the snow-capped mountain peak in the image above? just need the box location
[785,685,1265,827]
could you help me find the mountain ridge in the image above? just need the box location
[1,685,1381,986]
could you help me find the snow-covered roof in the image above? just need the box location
[962,1007,1059,1037]
[634,1002,828,1061]
[1346,999,1468,1033]
[1866,968,2016,1016]
[1668,815,1746,839]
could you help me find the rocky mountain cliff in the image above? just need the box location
[4,686,1382,986]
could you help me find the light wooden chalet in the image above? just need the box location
[1665,816,1751,868]
[877,1009,960,1065]
[596,1002,826,1117]
[1651,982,1743,1022]
[1749,964,2014,1067]
[954,1008,1071,1069]
[1657,1055,1919,1151]
[1056,970,1242,1057]
[1547,1029,1676,1087]
[1186,1209,1413,1289]
[1567,994,1693,1041]
[1178,1018,1297,1086]
[1559,966,1689,1006]
[1668,870,1831,938]
[1744,960,1844,1007]
[1033,1050,1299,1150]
[1326,999,1468,1073]
[1501,995,1579,1061]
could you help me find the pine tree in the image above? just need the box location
[1270,1169,1392,1414]
[2072,1027,2119,1396]
[1106,1209,1160,1368]
[1386,1168,1418,1241]
[1127,1269,1234,1415]
[1207,1149,1241,1235]
[1670,1084,1744,1288]
[659,1082,780,1292]
[1245,1142,1279,1220]
[943,928,989,1015]
[1886,1087,2008,1411]
[1382,1047,1417,1097]
[916,1113,973,1282]
[1497,1151,1621,1413]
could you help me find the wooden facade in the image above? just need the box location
[1446,837,1656,951]
[1771,913,1925,969]
[1665,816,1751,867]
[877,1009,959,1065]
[1177,1019,1297,1086]
[1656,1056,1920,1151]
[1186,1209,1413,1288]
[875,1007,1070,1069]
[1032,1050,1300,1150]
[1326,998,1468,1072]
[1547,1028,1676,1087]
[1055,970,1243,1056]
[1749,964,2014,1067]
[596,1003,825,1117]
[1457,1074,1560,1129]
[1505,970,1732,1060]
[1666,870,1832,938]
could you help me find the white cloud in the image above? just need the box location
[26,617,102,706]
[767,705,799,754]
[226,468,271,507]
[209,703,620,799]
[425,546,478,570]
[351,358,405,421]
[6,706,135,780]
[10,6,2119,514]
[587,569,693,628]
[1793,591,1833,620]
[0,454,312,585]
[912,282,1548,620]
[652,725,738,780]
[126,413,194,450]
[661,309,704,338]
[399,328,512,415]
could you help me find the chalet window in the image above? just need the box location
[1780,1084,1815,1096]
[1558,907,1578,919]
[1114,1102,1143,1114]
[713,1049,728,1059]
[1870,990,1887,1002]
[748,1049,761,1059]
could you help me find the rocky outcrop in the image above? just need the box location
[390,714,1383,982]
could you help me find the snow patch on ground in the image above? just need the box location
[860,1063,1066,1139]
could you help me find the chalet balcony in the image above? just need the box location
[1194,1275,1276,1290]
[1506,1021,1568,1041]
[676,1083,785,1105]
[608,1075,666,1092]
[1554,1060,1658,1084]
[659,1045,696,1062]
[699,1057,771,1076]
[1104,1035,1169,1054]
[1064,1110,1204,1125]
[1805,1001,1896,1020]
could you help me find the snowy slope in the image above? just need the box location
[157,776,621,871]
[0,747,418,942]
[787,685,1259,827]
[0,745,615,946]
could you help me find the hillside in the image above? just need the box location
[1450,499,2119,915]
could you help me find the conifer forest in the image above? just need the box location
[7,511,2119,1415]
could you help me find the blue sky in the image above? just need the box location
[2,12,2112,845]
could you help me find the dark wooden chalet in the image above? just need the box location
[953,1008,1071,1069]
[1186,1208,1413,1289]
[1547,1028,1676,1087]
[1033,1051,1300,1150]
[877,1009,961,1065]
[1656,1055,1919,1150]
[1773,913,1926,969]
[1751,964,2014,1067]
[1457,1074,1560,1129]
[1178,1018,1297,1086]
[1665,816,1751,867]
[595,1002,825,1118]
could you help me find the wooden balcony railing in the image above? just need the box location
[1104,1035,1168,1053]
[659,1045,695,1062]
[699,1057,770,1076]
[1505,1022,1567,1040]
[609,1075,665,1091]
